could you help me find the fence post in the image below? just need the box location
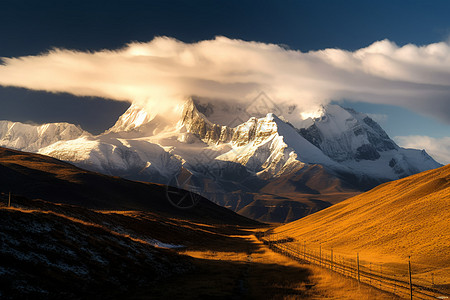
[393,274,397,294]
[357,252,360,282]
[408,256,413,300]
[331,248,333,271]
[380,264,382,289]
[319,244,322,267]
[343,257,346,276]
[303,241,306,261]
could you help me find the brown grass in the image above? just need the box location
[273,164,450,291]
[154,234,397,299]
[306,265,399,300]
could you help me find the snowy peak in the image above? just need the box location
[192,94,280,128]
[0,120,87,152]
[175,100,333,178]
[178,98,234,144]
[217,112,338,178]
[296,104,441,180]
[107,104,156,133]
[298,104,397,162]
[231,115,270,147]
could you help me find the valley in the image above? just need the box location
[0,196,396,299]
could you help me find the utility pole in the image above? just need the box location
[8,191,11,207]
[408,256,413,300]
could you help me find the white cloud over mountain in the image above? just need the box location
[395,136,450,165]
[0,36,449,123]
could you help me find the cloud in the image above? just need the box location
[394,135,450,165]
[0,36,449,124]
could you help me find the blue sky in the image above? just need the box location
[0,0,449,163]
[339,100,450,139]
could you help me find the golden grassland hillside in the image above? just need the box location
[273,164,450,268]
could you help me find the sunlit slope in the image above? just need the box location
[274,164,450,266]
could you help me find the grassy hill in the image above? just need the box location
[273,164,450,287]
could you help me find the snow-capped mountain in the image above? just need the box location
[298,105,397,162]
[38,133,182,183]
[297,104,440,179]
[176,99,440,182]
[106,103,156,133]
[216,113,340,178]
[0,121,87,152]
[0,99,442,222]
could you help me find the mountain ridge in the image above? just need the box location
[0,98,442,222]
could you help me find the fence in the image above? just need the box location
[258,233,449,300]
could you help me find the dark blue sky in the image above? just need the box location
[2,0,449,56]
[1,0,450,134]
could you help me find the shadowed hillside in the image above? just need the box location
[0,147,256,225]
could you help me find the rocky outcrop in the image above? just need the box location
[179,99,234,144]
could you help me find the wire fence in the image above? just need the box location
[257,232,450,300]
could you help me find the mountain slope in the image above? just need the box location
[0,202,190,299]
[273,164,450,267]
[298,105,397,162]
[0,147,256,225]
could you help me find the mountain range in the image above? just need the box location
[0,95,442,222]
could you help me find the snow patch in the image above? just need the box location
[145,238,184,249]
